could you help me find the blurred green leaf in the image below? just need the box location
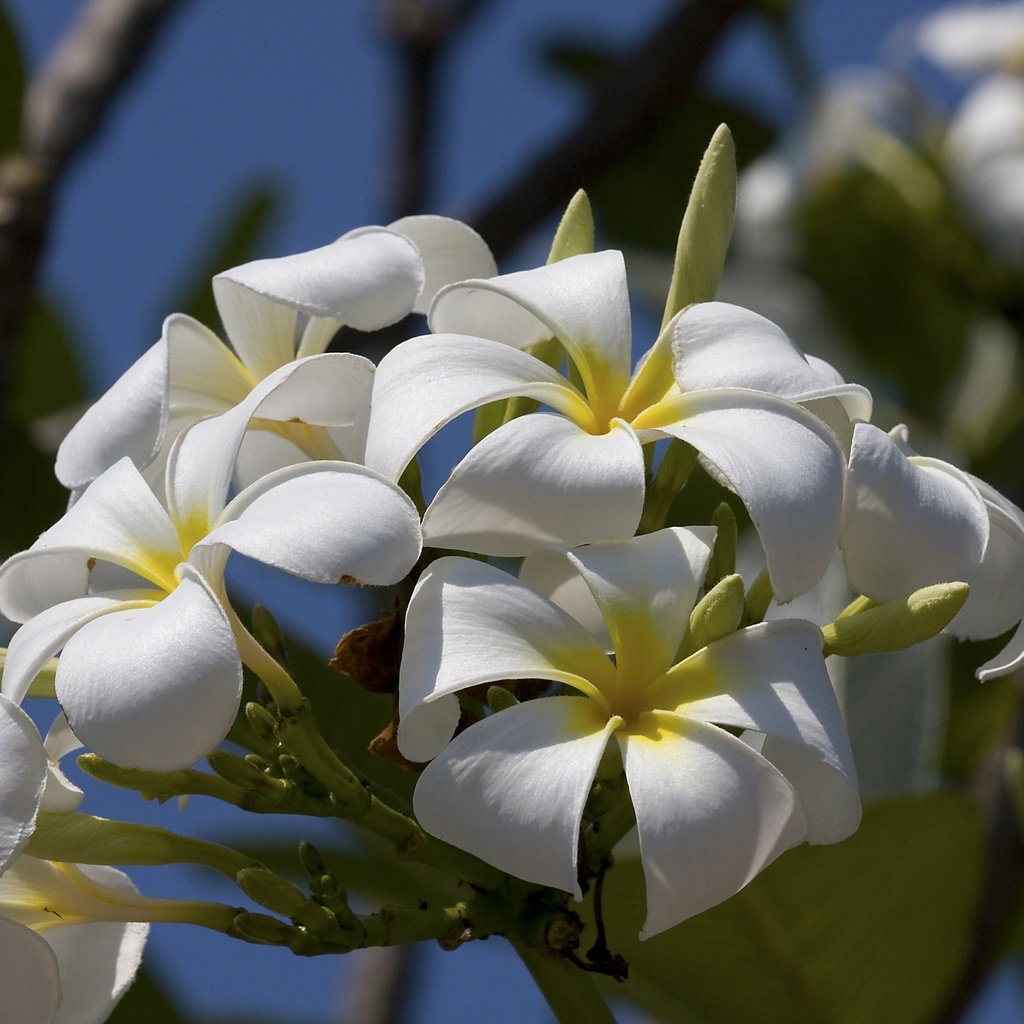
[11,296,85,424]
[595,794,983,1024]
[166,184,281,330]
[0,3,25,155]
[107,968,185,1024]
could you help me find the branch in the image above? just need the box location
[0,0,188,415]
[465,0,752,258]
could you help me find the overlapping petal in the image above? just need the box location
[398,557,614,763]
[413,697,619,898]
[0,918,61,1022]
[637,389,846,601]
[840,422,989,600]
[54,568,242,771]
[421,414,644,556]
[0,696,47,873]
[365,333,594,481]
[621,712,806,937]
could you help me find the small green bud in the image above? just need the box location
[298,840,327,878]
[236,869,333,932]
[821,582,970,657]
[548,190,594,263]
[487,685,519,713]
[686,574,745,655]
[231,911,299,946]
[707,502,738,584]
[207,750,284,796]
[245,702,279,747]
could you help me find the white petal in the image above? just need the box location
[56,568,242,770]
[639,389,845,602]
[914,3,1024,73]
[518,548,611,650]
[200,462,421,585]
[0,459,182,622]
[841,422,989,601]
[388,215,497,312]
[40,715,84,815]
[673,303,872,423]
[214,227,423,374]
[166,353,372,533]
[421,414,645,556]
[54,342,168,491]
[0,918,60,1023]
[0,695,47,873]
[413,697,617,897]
[2,593,157,705]
[651,620,860,843]
[978,618,1024,681]
[566,527,715,684]
[621,712,806,938]
[165,313,253,422]
[365,333,591,481]
[47,866,148,1024]
[398,557,614,763]
[429,251,633,424]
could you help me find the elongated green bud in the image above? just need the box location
[821,582,969,657]
[548,189,595,263]
[487,685,519,713]
[687,574,745,654]
[250,605,289,670]
[207,750,289,802]
[236,868,334,933]
[707,502,738,585]
[245,701,280,747]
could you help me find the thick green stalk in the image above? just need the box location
[511,940,618,1024]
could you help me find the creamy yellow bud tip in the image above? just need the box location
[822,582,970,657]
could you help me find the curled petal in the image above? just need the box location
[200,462,421,586]
[638,389,845,602]
[621,712,806,937]
[978,618,1024,681]
[365,334,591,481]
[0,919,60,1023]
[0,459,181,621]
[421,415,645,556]
[56,568,241,770]
[2,593,157,705]
[429,251,633,424]
[566,527,715,685]
[841,422,989,601]
[651,620,859,844]
[672,303,872,423]
[388,215,497,312]
[0,695,47,873]
[55,341,168,492]
[414,697,617,898]
[398,557,614,763]
[214,227,423,374]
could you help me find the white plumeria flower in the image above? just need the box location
[55,216,496,494]
[842,421,1024,679]
[367,251,859,601]
[0,361,423,770]
[0,858,148,1024]
[398,528,860,938]
[912,2,1024,75]
[944,74,1024,264]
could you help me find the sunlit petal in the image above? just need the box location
[200,462,421,585]
[365,334,591,482]
[841,422,989,601]
[388,215,497,312]
[414,697,617,898]
[672,303,872,422]
[621,712,806,937]
[421,414,644,556]
[165,313,253,421]
[637,389,845,602]
[56,568,241,770]
[429,252,633,424]
[566,527,715,685]
[55,341,168,492]
[398,557,614,762]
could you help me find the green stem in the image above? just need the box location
[27,811,258,880]
[511,939,618,1024]
[743,568,774,625]
[638,441,698,534]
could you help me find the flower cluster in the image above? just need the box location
[0,129,1017,1018]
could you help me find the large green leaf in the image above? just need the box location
[593,794,983,1024]
[0,3,25,155]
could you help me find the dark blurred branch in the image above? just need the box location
[934,690,1024,1024]
[0,0,187,415]
[382,0,487,219]
[465,0,753,258]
